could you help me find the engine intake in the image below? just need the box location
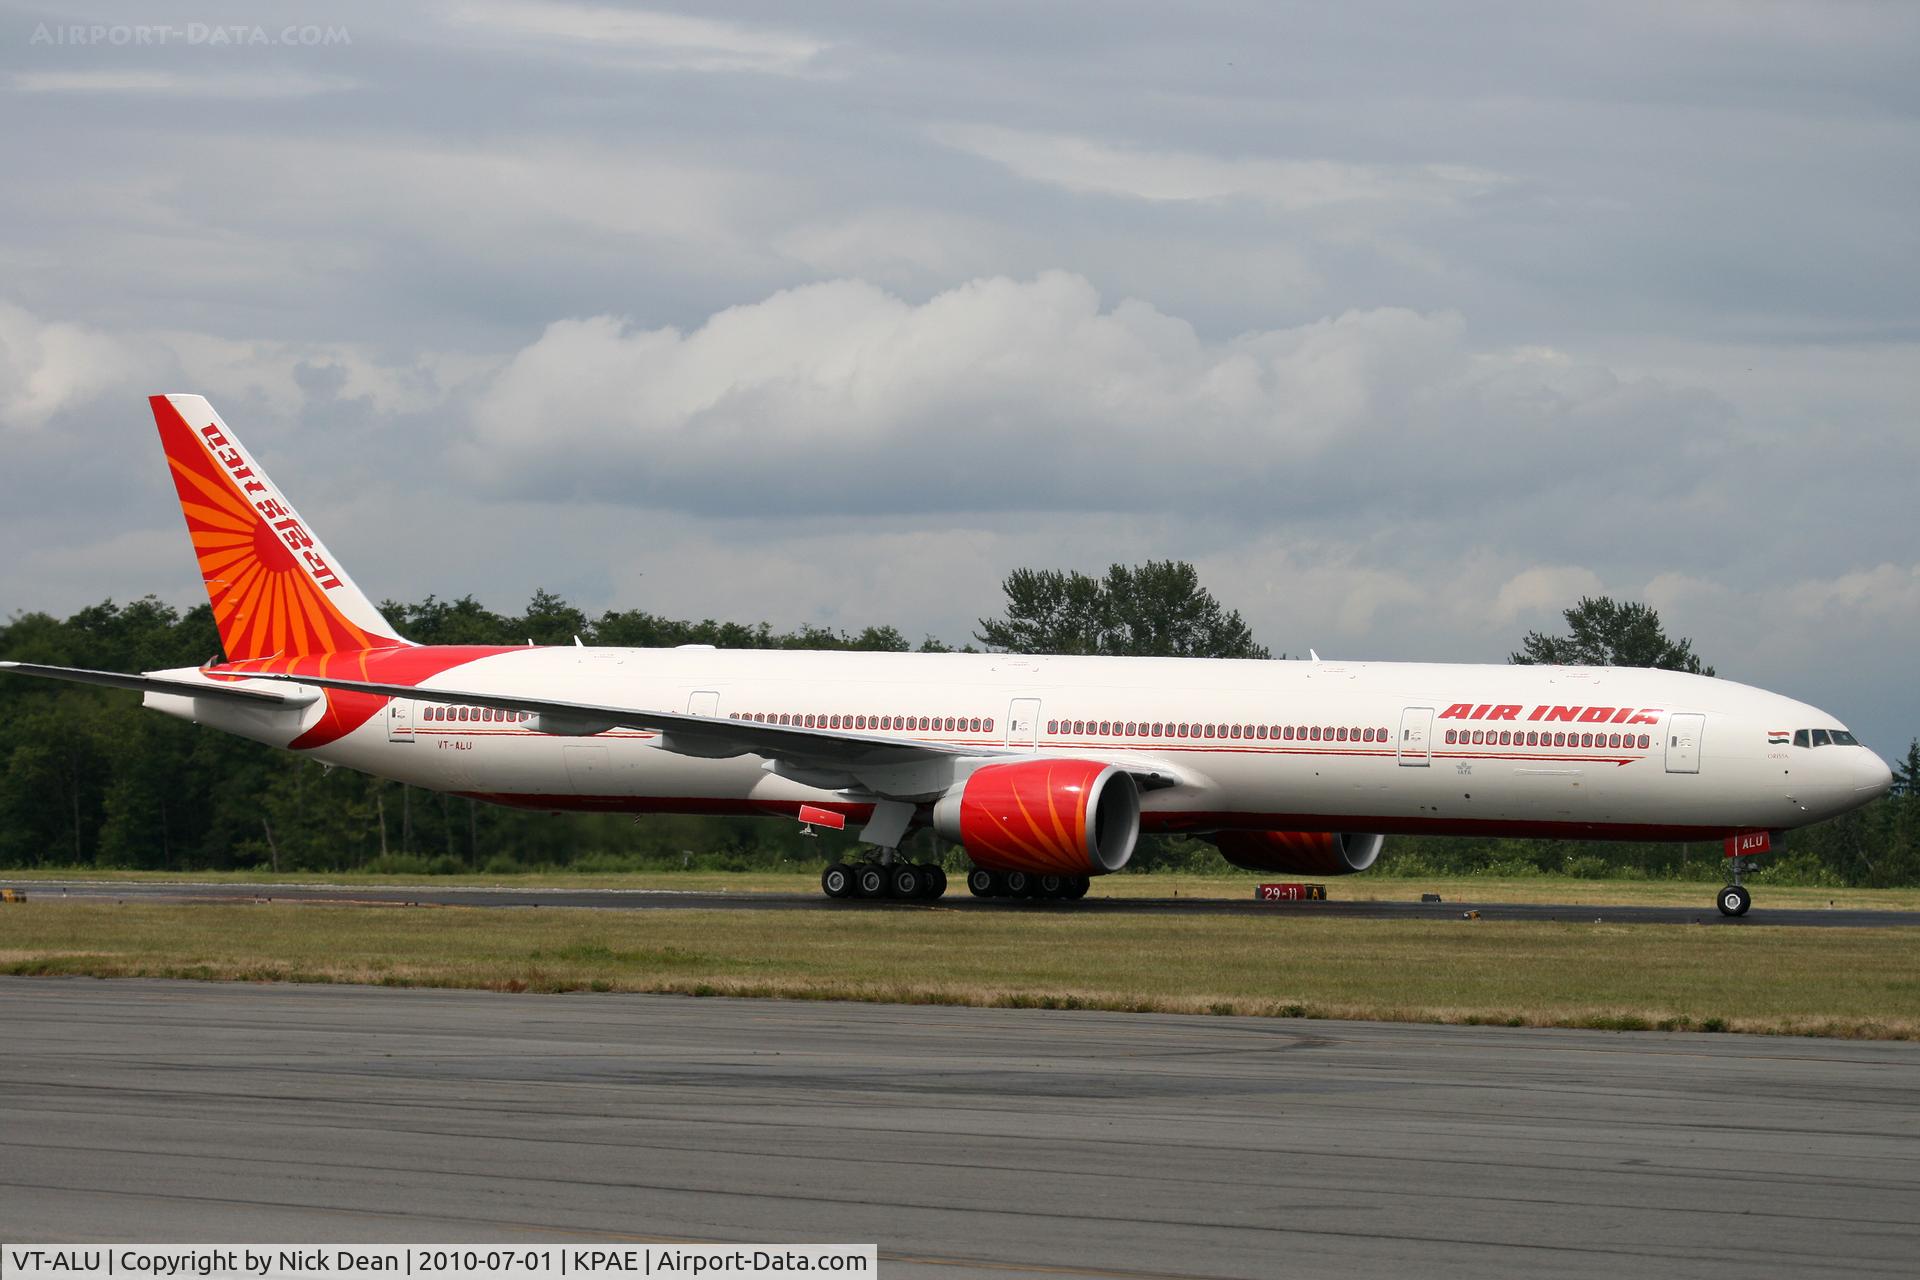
[1210,830,1384,876]
[933,759,1140,875]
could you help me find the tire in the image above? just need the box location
[855,865,888,898]
[967,868,997,897]
[1718,885,1751,917]
[926,867,948,900]
[1037,873,1067,899]
[1004,870,1032,898]
[1064,876,1089,900]
[821,864,853,899]
[889,864,923,900]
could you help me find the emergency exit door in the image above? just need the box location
[386,699,415,743]
[1665,713,1704,774]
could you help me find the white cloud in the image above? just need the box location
[0,297,484,431]
[1492,566,1608,625]
[10,71,357,97]
[0,302,138,430]
[465,271,1712,522]
[442,1,831,75]
[932,125,1506,213]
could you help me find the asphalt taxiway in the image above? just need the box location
[1,978,1915,1279]
[16,878,1920,927]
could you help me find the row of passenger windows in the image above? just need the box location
[1447,728,1651,749]
[422,705,529,724]
[731,711,994,734]
[1795,729,1859,747]
[1048,720,1392,743]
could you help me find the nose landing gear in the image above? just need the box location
[1717,851,1757,917]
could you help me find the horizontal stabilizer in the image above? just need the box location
[0,661,320,707]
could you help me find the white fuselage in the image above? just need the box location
[148,647,1892,842]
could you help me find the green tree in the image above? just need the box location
[975,561,1268,658]
[1891,739,1920,798]
[1510,596,1714,674]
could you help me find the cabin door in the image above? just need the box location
[1005,698,1042,749]
[1665,713,1704,774]
[1398,707,1433,767]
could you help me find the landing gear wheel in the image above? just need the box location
[1004,870,1033,898]
[968,868,997,897]
[1718,884,1751,917]
[925,866,948,899]
[889,863,924,900]
[821,864,853,899]
[1064,876,1089,900]
[855,864,888,898]
[1036,873,1067,899]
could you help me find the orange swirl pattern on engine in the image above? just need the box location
[957,759,1104,874]
[154,395,393,661]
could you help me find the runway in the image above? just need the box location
[1,979,1915,1279]
[17,878,1920,927]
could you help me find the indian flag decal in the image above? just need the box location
[1767,729,1790,744]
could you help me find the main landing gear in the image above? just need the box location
[821,859,948,901]
[967,869,1090,901]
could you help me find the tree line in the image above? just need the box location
[0,577,1914,883]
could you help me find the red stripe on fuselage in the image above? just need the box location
[215,645,526,748]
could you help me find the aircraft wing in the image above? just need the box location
[251,671,1185,798]
[0,661,321,707]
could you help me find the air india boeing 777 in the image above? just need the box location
[1,396,1894,915]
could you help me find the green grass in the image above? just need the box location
[2,901,1915,1039]
[5,865,1918,910]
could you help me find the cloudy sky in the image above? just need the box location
[3,1,1917,751]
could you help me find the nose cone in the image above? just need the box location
[1858,750,1896,797]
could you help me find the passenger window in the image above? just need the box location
[971,718,982,732]
[1445,729,1457,744]
[1047,720,1059,734]
[984,718,994,733]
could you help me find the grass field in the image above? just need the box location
[5,865,1918,910]
[3,900,1915,1039]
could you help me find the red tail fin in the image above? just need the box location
[151,394,408,661]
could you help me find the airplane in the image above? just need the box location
[0,395,1895,916]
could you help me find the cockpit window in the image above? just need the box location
[1793,729,1810,748]
[1831,730,1858,746]
[1811,729,1832,747]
